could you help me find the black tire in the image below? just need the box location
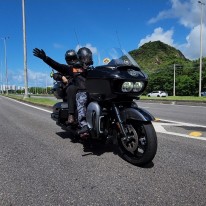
[116,120,157,166]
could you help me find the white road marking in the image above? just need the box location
[157,118,206,128]
[160,103,206,108]
[3,96,51,113]
[152,121,206,141]
[2,95,206,140]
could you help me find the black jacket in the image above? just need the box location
[53,73,64,81]
[44,56,86,90]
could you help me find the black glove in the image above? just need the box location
[33,48,46,60]
[73,61,83,68]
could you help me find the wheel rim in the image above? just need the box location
[121,123,147,156]
[121,124,139,154]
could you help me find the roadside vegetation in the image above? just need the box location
[3,94,59,107]
[140,95,206,102]
[1,41,206,104]
[1,94,206,107]
[2,41,206,98]
[130,41,206,96]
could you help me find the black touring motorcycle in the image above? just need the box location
[51,48,157,166]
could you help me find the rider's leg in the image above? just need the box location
[76,91,89,135]
[66,84,78,124]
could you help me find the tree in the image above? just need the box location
[176,75,196,96]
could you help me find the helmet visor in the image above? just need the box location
[66,55,77,62]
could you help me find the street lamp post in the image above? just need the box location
[0,63,2,94]
[1,37,9,95]
[22,0,29,98]
[198,1,205,97]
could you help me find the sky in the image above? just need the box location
[0,0,206,87]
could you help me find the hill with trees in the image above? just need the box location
[129,41,206,96]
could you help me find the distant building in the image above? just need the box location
[0,85,24,91]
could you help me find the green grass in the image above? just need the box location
[23,98,59,106]
[3,94,59,106]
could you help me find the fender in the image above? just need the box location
[120,107,155,122]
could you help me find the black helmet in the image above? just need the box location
[65,49,78,65]
[77,47,93,66]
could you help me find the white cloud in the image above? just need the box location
[11,73,24,84]
[9,69,53,87]
[178,24,206,59]
[148,9,174,24]
[75,43,98,54]
[138,25,206,59]
[144,0,206,59]
[138,27,175,47]
[53,43,64,49]
[148,0,205,29]
[28,69,53,87]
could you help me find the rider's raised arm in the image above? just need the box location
[33,48,73,76]
[44,56,73,76]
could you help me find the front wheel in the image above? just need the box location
[115,120,157,166]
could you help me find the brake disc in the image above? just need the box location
[121,124,139,153]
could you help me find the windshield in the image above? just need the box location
[93,48,140,68]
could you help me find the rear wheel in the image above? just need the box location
[115,120,157,166]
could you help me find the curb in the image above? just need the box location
[139,99,206,107]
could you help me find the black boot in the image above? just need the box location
[66,114,74,125]
[78,125,90,139]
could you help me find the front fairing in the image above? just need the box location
[86,48,148,100]
[87,65,147,81]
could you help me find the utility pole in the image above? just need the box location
[22,0,29,98]
[0,61,3,94]
[35,74,37,94]
[198,1,205,96]
[173,64,176,96]
[1,37,9,95]
[173,64,183,96]
[45,74,48,94]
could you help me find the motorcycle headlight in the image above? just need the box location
[121,82,133,92]
[133,81,144,92]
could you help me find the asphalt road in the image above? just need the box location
[0,96,206,206]
[137,100,206,125]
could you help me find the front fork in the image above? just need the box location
[112,103,130,142]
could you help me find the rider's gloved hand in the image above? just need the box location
[73,61,83,68]
[33,48,47,61]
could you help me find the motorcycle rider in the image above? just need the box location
[75,47,93,137]
[33,48,78,124]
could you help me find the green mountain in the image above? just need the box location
[129,41,191,73]
[127,41,206,96]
